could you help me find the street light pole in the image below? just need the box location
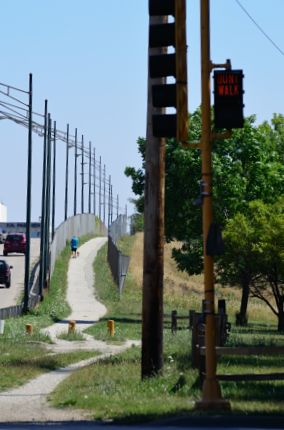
[64,123,69,220]
[81,135,84,214]
[39,100,48,298]
[23,73,33,313]
[103,164,106,225]
[51,121,56,239]
[88,141,91,213]
[99,156,102,221]
[74,128,78,216]
[93,147,96,216]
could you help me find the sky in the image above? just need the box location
[0,0,283,227]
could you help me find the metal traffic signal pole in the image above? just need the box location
[195,0,230,410]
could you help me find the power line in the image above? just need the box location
[235,0,284,57]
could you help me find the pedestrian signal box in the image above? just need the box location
[213,69,244,129]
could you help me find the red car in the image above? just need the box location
[3,233,26,256]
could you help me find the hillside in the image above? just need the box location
[128,232,276,326]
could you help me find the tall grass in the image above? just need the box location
[51,234,284,421]
[0,233,99,390]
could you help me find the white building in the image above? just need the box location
[0,203,7,222]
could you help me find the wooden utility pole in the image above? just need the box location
[141,13,166,378]
[195,0,230,410]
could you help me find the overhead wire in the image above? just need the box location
[235,0,284,57]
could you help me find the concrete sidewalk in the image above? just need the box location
[0,237,139,422]
[41,236,108,343]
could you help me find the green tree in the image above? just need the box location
[125,109,284,276]
[217,199,284,331]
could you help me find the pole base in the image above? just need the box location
[194,376,231,411]
[195,398,231,411]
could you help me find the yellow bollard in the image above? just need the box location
[68,320,76,334]
[107,319,115,336]
[26,323,33,334]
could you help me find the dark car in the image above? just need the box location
[0,260,12,288]
[3,233,26,256]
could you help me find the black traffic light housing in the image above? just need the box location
[213,69,244,129]
[149,0,188,141]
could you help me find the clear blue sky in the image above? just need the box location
[0,0,283,225]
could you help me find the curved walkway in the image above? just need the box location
[0,237,140,423]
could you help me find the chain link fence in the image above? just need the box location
[0,214,131,318]
[0,214,107,320]
[107,214,130,294]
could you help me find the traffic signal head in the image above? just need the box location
[149,0,188,141]
[213,69,244,129]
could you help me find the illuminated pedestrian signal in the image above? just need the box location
[213,69,244,129]
[149,0,188,141]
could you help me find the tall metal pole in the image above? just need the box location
[45,114,52,288]
[64,124,69,220]
[141,13,166,378]
[93,148,96,215]
[108,175,111,228]
[99,156,102,220]
[23,73,33,312]
[74,128,78,216]
[88,141,91,213]
[51,120,56,239]
[196,0,230,410]
[39,100,48,298]
[103,164,106,225]
[110,183,113,224]
[81,135,84,214]
[116,194,119,218]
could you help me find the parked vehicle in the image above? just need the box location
[0,260,12,288]
[3,233,26,256]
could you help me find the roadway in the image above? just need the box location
[0,418,283,430]
[0,238,40,308]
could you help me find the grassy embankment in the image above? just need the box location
[0,234,100,391]
[50,232,284,422]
